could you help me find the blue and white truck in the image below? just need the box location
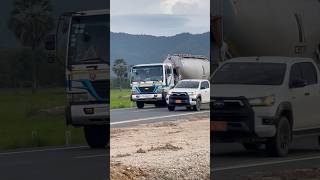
[130,54,210,108]
[46,9,109,148]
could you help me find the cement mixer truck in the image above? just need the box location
[130,54,210,108]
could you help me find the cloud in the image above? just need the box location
[110,0,209,36]
[161,0,209,15]
[111,14,190,36]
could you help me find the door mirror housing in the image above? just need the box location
[290,79,308,88]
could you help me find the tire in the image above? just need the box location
[168,105,175,111]
[192,98,201,111]
[84,125,108,149]
[242,143,262,151]
[136,101,144,109]
[266,117,291,157]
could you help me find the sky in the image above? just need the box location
[111,0,210,36]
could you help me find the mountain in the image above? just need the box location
[110,32,210,67]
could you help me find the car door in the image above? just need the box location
[289,63,310,130]
[200,81,210,103]
[299,62,320,129]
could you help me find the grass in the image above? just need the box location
[0,88,84,150]
[110,89,134,109]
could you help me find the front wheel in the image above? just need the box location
[84,125,108,149]
[266,117,291,157]
[136,101,144,109]
[192,98,201,111]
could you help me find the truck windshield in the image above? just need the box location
[132,65,163,82]
[175,81,199,88]
[68,15,108,65]
[213,62,286,85]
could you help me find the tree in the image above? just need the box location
[8,0,54,92]
[112,59,128,91]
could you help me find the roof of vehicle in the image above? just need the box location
[133,63,166,67]
[225,56,315,64]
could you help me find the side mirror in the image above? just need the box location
[290,79,308,88]
[45,34,56,63]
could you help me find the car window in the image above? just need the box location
[300,62,317,85]
[203,81,209,89]
[175,81,199,88]
[289,63,303,84]
[213,62,286,85]
[290,62,318,85]
[200,82,206,89]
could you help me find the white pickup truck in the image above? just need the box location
[166,79,210,111]
[211,57,320,156]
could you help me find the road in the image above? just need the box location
[0,145,108,180]
[0,106,209,180]
[212,135,320,180]
[110,105,210,128]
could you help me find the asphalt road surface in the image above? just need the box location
[111,105,210,128]
[0,106,209,180]
[0,145,108,180]
[212,135,320,180]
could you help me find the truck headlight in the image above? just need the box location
[187,91,196,96]
[248,95,275,106]
[70,93,88,102]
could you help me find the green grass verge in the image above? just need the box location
[110,89,134,109]
[0,88,84,150]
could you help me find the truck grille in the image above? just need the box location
[211,97,253,122]
[169,92,189,104]
[91,80,109,99]
[138,86,155,93]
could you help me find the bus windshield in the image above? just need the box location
[68,15,109,65]
[131,66,163,82]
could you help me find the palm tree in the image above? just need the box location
[8,0,54,92]
[112,59,128,91]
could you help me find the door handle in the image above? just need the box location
[305,92,310,96]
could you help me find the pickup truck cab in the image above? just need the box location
[166,79,210,111]
[211,57,320,156]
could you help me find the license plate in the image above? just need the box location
[140,94,154,98]
[175,100,182,103]
[211,121,227,131]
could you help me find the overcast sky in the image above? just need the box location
[111,0,210,36]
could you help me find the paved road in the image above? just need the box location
[111,105,210,128]
[0,106,209,180]
[212,135,320,179]
[0,145,108,180]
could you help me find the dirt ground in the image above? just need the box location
[110,113,210,180]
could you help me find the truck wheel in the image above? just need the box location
[266,117,291,157]
[84,125,108,149]
[193,98,201,111]
[168,105,175,111]
[242,143,262,151]
[136,101,144,109]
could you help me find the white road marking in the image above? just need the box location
[74,154,107,159]
[110,111,209,125]
[0,146,87,156]
[213,155,320,172]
